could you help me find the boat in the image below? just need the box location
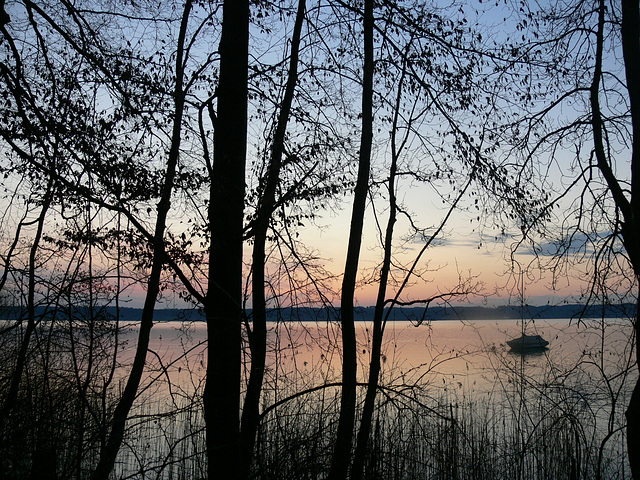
[506,267,550,353]
[506,334,549,353]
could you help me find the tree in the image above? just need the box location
[322,1,537,476]
[202,0,249,478]
[240,1,306,478]
[0,1,210,477]
[3,1,613,477]
[0,178,53,473]
[91,2,194,477]
[490,0,639,474]
[593,0,640,472]
[327,0,373,477]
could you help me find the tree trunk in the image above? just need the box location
[351,39,406,480]
[240,1,305,478]
[596,0,640,475]
[328,1,374,478]
[90,3,192,479]
[0,181,52,447]
[626,298,640,480]
[621,0,640,226]
[203,1,249,478]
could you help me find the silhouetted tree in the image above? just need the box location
[202,0,249,478]
[327,0,373,477]
[492,0,639,473]
[241,1,306,478]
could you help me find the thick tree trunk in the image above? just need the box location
[626,298,640,480]
[203,1,249,479]
[621,0,640,226]
[328,1,374,478]
[240,1,305,478]
[599,0,640,475]
[90,3,192,479]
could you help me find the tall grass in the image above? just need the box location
[115,360,630,480]
[2,318,633,479]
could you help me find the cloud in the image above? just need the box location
[523,231,616,257]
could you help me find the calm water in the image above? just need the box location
[126,317,636,400]
[2,315,633,478]
[113,317,636,478]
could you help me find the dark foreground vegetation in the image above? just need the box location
[0,313,634,479]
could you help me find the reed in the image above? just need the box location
[113,369,629,480]
[1,318,632,479]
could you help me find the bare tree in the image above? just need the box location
[327,0,374,477]
[593,0,640,471]
[0,1,207,477]
[487,0,639,473]
[202,1,249,478]
[240,1,307,478]
[91,2,194,477]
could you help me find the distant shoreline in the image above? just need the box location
[1,303,635,323]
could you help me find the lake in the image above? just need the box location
[129,316,635,395]
[113,317,635,479]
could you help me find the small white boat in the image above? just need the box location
[507,269,549,353]
[507,334,549,353]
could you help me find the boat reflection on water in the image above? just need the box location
[506,334,549,353]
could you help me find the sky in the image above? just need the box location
[296,201,588,308]
[1,0,630,312]
[143,191,592,311]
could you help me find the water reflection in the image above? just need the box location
[115,317,636,409]
[111,317,634,478]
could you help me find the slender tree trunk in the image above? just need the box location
[351,50,407,480]
[349,223,389,480]
[90,3,192,479]
[0,181,53,479]
[240,1,305,477]
[328,1,374,478]
[0,211,26,295]
[203,1,249,478]
[0,181,52,436]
